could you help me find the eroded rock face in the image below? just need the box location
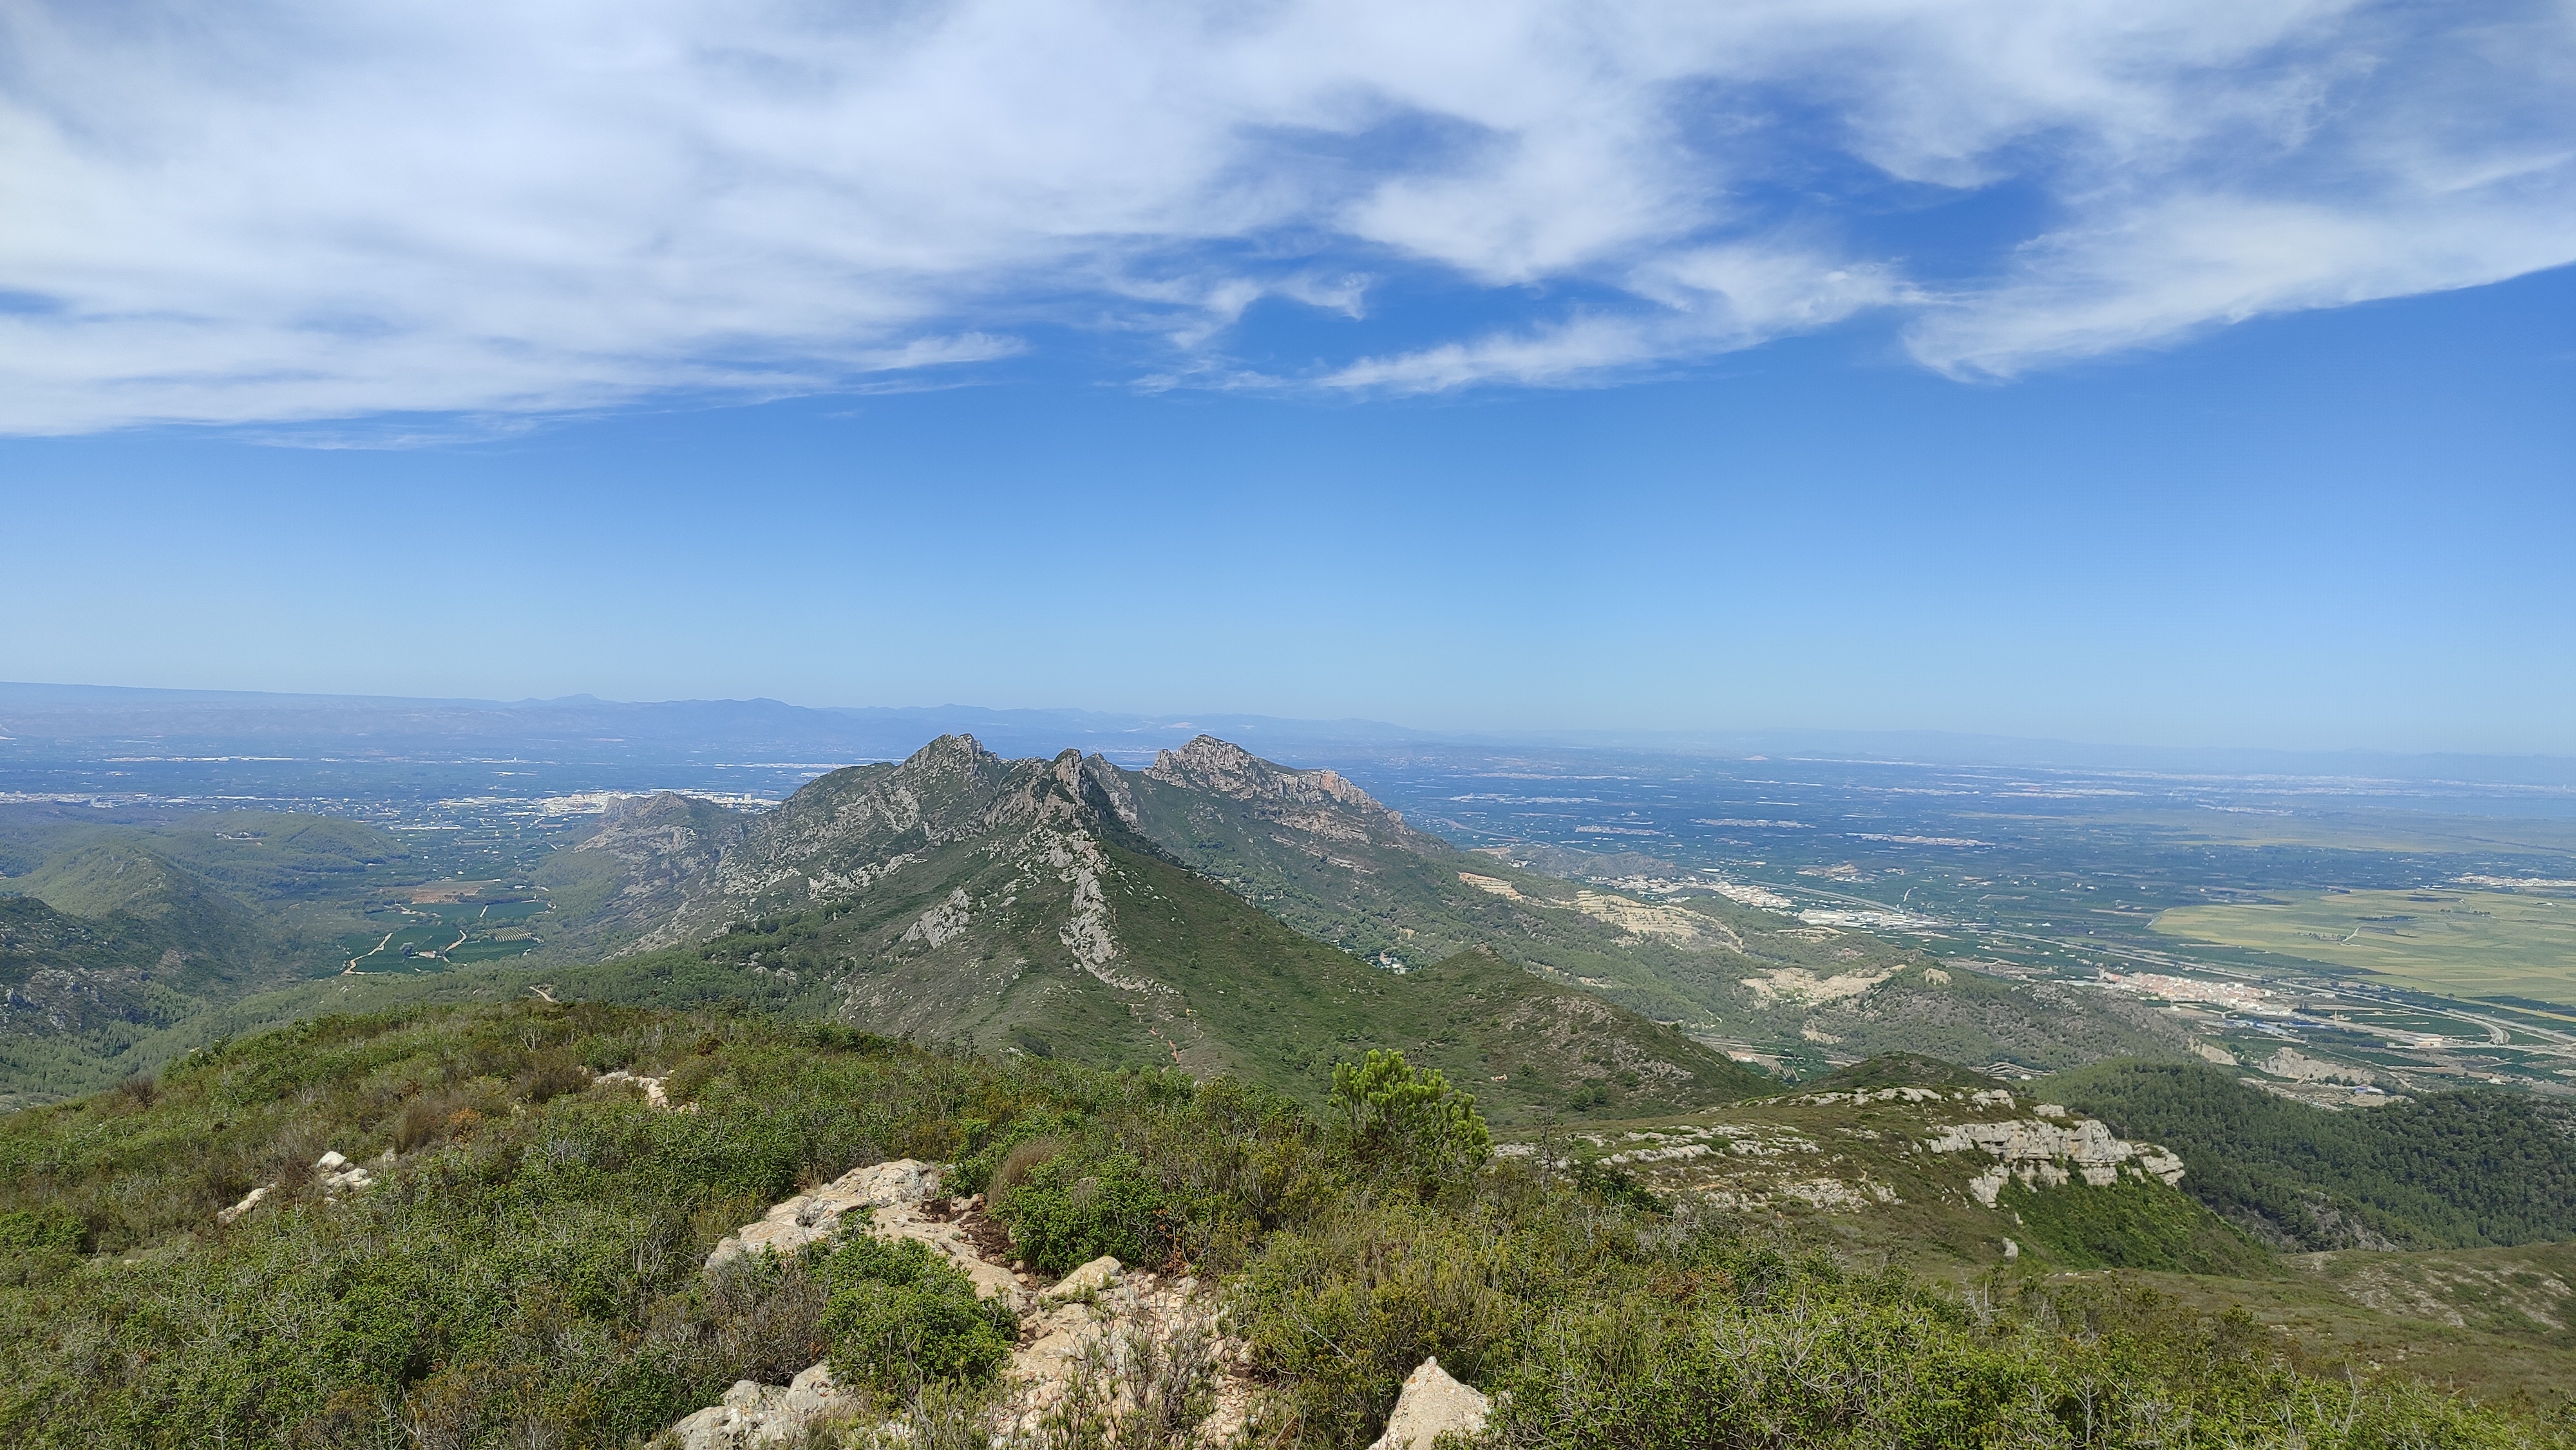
[2262,1048,2376,1085]
[595,1069,680,1109]
[1925,1116,2186,1207]
[663,1364,856,1450]
[704,1158,1012,1288]
[1146,736,1383,815]
[1368,1357,1490,1450]
[1007,1264,1252,1445]
[1143,735,1428,852]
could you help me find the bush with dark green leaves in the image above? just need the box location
[991,1147,1174,1274]
[817,1229,1017,1396]
[1325,1049,1490,1201]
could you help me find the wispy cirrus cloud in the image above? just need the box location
[0,0,2567,431]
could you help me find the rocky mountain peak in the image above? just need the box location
[896,732,1002,777]
[580,792,745,866]
[1146,735,1388,816]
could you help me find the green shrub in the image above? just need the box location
[0,1206,82,1256]
[1235,1199,1523,1446]
[1327,1050,1490,1201]
[2003,1176,2270,1276]
[994,1147,1174,1273]
[1484,1275,2548,1450]
[818,1231,1017,1396]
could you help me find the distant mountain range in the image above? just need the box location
[522,733,2207,1113]
[532,733,1768,1121]
[0,726,2234,1105]
[6,681,2569,784]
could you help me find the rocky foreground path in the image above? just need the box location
[656,1158,1258,1449]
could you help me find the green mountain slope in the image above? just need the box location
[15,836,270,949]
[0,842,294,1104]
[2045,1059,2576,1250]
[0,810,437,1102]
[545,736,1766,1120]
[533,791,750,956]
[0,894,231,1105]
[1510,1057,2269,1277]
[1121,736,2185,1074]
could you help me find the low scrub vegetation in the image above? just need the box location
[0,1001,2562,1448]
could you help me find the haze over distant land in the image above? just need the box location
[5,683,2570,789]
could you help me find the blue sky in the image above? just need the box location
[2,2,2570,753]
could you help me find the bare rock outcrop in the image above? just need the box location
[705,1159,1011,1297]
[214,1185,269,1226]
[1925,1116,2185,1207]
[667,1159,1250,1449]
[1368,1357,1490,1450]
[596,1069,682,1109]
[315,1149,377,1193]
[217,1148,382,1227]
[1039,1254,1124,1307]
[663,1364,858,1450]
[1145,735,1427,848]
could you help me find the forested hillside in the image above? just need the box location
[2047,1060,2576,1250]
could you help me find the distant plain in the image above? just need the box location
[2153,890,2576,1007]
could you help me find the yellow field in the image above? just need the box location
[2152,889,2576,1004]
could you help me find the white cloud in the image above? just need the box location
[0,0,2567,431]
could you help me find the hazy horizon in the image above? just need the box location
[6,677,2571,774]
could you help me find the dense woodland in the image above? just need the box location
[2049,1060,2576,1250]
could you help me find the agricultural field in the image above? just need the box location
[2152,890,2576,1007]
[335,887,556,973]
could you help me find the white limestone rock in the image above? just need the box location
[316,1151,375,1194]
[215,1185,269,1226]
[1039,1254,1124,1306]
[659,1364,854,1449]
[1927,1115,2186,1206]
[703,1158,939,1276]
[1369,1357,1490,1450]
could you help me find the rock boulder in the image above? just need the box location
[1368,1357,1489,1450]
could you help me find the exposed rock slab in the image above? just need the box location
[595,1069,677,1109]
[214,1185,269,1226]
[705,1158,1016,1293]
[1925,1116,2185,1206]
[661,1364,855,1449]
[1368,1357,1490,1450]
[1039,1254,1124,1307]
